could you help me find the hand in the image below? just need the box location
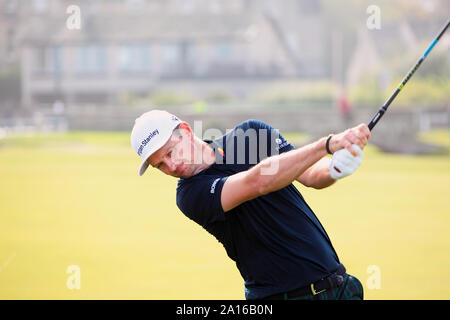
[329,144,363,180]
[328,124,371,156]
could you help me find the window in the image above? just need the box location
[185,44,197,65]
[33,46,63,75]
[286,34,299,53]
[75,45,107,74]
[118,45,151,73]
[215,43,233,60]
[162,44,180,65]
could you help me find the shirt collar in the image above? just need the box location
[204,139,226,163]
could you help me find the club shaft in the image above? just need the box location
[368,20,450,131]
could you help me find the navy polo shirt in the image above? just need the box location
[176,120,341,299]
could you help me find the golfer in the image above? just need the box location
[131,110,371,300]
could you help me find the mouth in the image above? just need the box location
[175,163,186,176]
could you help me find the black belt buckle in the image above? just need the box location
[310,283,326,295]
[310,264,346,296]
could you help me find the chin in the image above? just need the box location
[178,165,194,179]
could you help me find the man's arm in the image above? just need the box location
[220,123,370,212]
[298,123,371,189]
[221,136,329,212]
[296,157,335,189]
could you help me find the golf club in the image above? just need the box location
[368,19,450,131]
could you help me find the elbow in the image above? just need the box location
[310,179,336,190]
[247,168,272,196]
[243,167,270,198]
[299,177,313,188]
[298,174,334,189]
[254,159,278,195]
[297,173,315,188]
[302,181,323,189]
[254,174,271,196]
[310,184,326,190]
[258,182,271,196]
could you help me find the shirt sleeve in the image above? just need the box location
[176,175,228,227]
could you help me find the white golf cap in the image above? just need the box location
[131,110,182,176]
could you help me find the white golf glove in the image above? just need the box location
[329,144,363,180]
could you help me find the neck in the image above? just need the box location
[190,138,216,176]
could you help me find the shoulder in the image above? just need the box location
[176,174,228,225]
[176,174,205,197]
[233,119,275,131]
[226,120,278,140]
[176,174,224,207]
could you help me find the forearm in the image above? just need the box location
[249,137,328,195]
[299,157,336,189]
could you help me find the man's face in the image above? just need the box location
[146,127,196,179]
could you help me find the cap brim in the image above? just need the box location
[138,159,150,176]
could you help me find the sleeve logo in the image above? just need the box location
[210,178,220,194]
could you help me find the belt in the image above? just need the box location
[263,264,347,300]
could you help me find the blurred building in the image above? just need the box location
[0,0,20,66]
[0,0,327,108]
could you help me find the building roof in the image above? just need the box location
[21,13,259,44]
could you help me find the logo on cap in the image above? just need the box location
[137,129,159,156]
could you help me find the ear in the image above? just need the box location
[178,122,193,140]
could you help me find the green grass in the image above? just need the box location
[0,130,449,299]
